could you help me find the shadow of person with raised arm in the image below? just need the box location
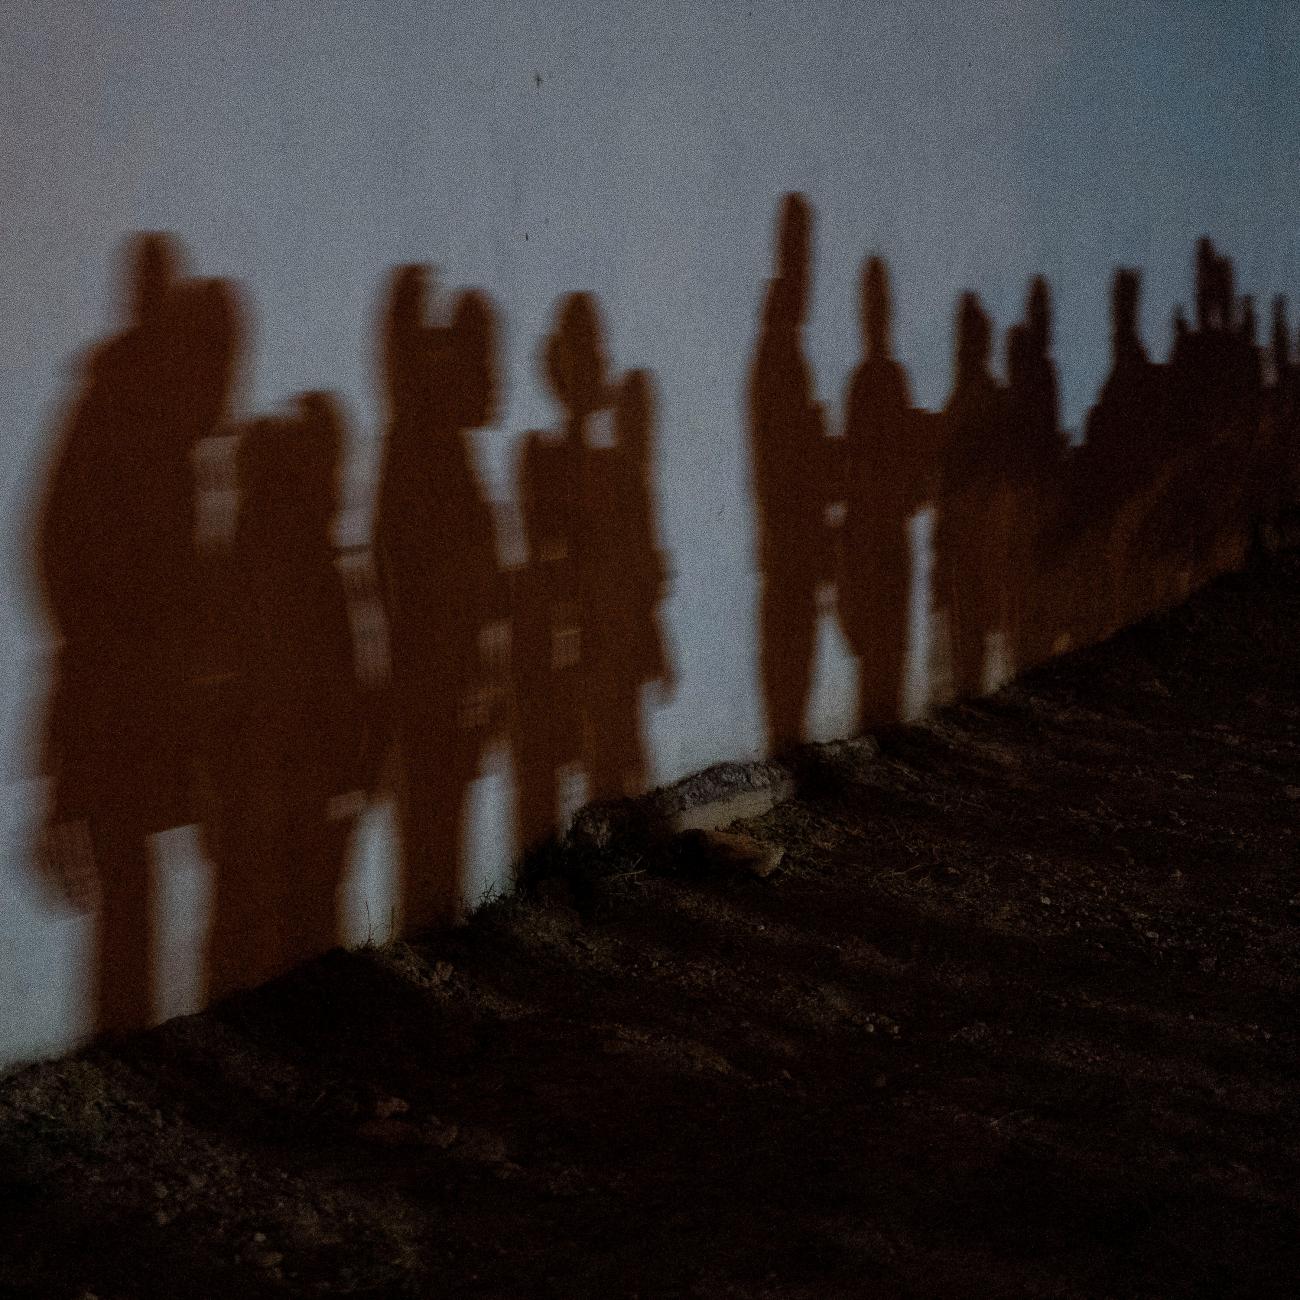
[203,394,368,1001]
[1173,239,1236,455]
[1005,275,1068,669]
[748,193,834,754]
[934,292,1011,700]
[32,235,242,1035]
[838,255,932,731]
[374,268,508,933]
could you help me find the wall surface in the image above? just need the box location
[3,0,1300,1067]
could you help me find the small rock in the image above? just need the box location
[432,961,454,985]
[676,828,784,878]
[454,1129,509,1165]
[423,1117,460,1149]
[374,1096,409,1120]
[357,1118,422,1146]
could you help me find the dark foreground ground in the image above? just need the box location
[3,556,1300,1299]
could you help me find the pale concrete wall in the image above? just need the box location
[3,0,1299,1066]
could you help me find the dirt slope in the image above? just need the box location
[2,554,1299,1298]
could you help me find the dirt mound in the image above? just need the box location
[3,555,1299,1297]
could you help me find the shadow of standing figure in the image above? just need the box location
[838,255,931,731]
[1264,296,1300,518]
[511,295,601,854]
[581,366,675,803]
[1160,240,1257,595]
[1076,267,1171,637]
[511,294,672,854]
[1005,277,1068,668]
[204,395,368,1001]
[374,267,507,932]
[748,193,835,754]
[33,235,242,1035]
[934,292,1011,700]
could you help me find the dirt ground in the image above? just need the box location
[2,552,1299,1299]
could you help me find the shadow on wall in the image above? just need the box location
[33,235,243,1034]
[747,193,1300,752]
[27,239,675,1037]
[21,207,1300,1044]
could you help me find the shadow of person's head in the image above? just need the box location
[776,192,812,324]
[861,255,893,361]
[446,290,499,430]
[955,291,992,385]
[544,291,608,419]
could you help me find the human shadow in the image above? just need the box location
[202,393,370,1001]
[1070,267,1173,639]
[837,255,933,731]
[1148,240,1265,600]
[32,234,243,1034]
[373,267,509,932]
[1004,276,1068,669]
[1265,296,1300,521]
[511,293,674,857]
[747,193,835,754]
[933,291,1012,700]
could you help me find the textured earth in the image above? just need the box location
[2,552,1299,1298]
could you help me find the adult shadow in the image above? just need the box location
[31,233,243,1035]
[202,393,370,1001]
[933,292,1012,700]
[1004,276,1068,670]
[373,267,509,933]
[747,193,836,754]
[837,255,935,731]
[511,293,674,859]
[1064,268,1171,644]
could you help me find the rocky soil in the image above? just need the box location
[2,552,1299,1298]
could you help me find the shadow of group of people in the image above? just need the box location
[29,208,1297,1037]
[749,193,1300,753]
[32,236,673,1034]
[374,270,673,934]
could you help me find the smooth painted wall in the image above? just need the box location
[3,0,1299,1065]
